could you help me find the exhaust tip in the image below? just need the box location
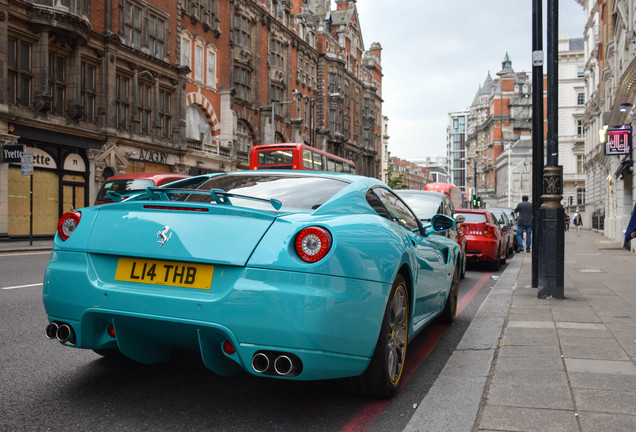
[45,322,59,339]
[252,352,270,374]
[56,323,75,344]
[274,355,294,376]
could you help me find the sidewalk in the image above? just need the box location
[0,239,53,253]
[406,229,636,432]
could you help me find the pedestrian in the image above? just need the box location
[573,211,582,236]
[624,202,636,250]
[514,195,532,252]
[564,213,570,231]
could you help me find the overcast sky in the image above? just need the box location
[355,0,585,160]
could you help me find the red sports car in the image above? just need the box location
[455,209,506,271]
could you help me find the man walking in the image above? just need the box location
[514,195,533,252]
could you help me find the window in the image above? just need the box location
[122,1,142,50]
[371,187,419,231]
[81,62,96,123]
[577,66,584,78]
[270,84,284,104]
[159,89,172,139]
[138,81,152,135]
[49,53,66,115]
[206,50,216,87]
[328,108,338,133]
[577,92,585,105]
[576,155,585,174]
[577,188,586,205]
[577,119,585,136]
[233,15,251,48]
[116,75,130,129]
[237,120,253,153]
[148,14,165,59]
[186,0,215,25]
[233,66,251,101]
[270,39,284,68]
[195,45,203,81]
[328,72,337,93]
[8,37,32,107]
[182,38,191,68]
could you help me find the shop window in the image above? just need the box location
[8,37,32,108]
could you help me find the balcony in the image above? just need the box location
[30,0,92,42]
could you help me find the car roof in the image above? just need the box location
[396,190,444,197]
[456,209,492,215]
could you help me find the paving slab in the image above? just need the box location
[479,406,579,432]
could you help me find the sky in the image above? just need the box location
[355,0,586,160]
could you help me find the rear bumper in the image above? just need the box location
[43,251,390,380]
[464,237,499,262]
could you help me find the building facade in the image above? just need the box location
[581,0,636,248]
[446,109,468,196]
[0,0,384,239]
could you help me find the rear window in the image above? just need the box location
[180,174,349,210]
[257,149,294,166]
[96,179,155,203]
[457,212,486,223]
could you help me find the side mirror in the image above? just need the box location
[423,214,456,236]
[454,214,466,224]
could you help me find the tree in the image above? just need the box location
[387,164,407,190]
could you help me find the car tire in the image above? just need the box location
[490,249,501,271]
[460,246,467,279]
[438,264,459,325]
[358,274,409,398]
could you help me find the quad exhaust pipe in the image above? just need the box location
[45,322,75,344]
[251,351,302,377]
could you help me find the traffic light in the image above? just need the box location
[477,197,482,208]
[569,196,573,205]
[472,198,477,208]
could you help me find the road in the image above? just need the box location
[0,250,505,432]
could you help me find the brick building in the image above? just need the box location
[0,0,383,239]
[390,157,432,190]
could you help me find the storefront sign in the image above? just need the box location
[2,145,24,162]
[63,153,86,172]
[138,149,168,164]
[25,147,57,169]
[604,128,632,155]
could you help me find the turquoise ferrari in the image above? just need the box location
[43,171,460,398]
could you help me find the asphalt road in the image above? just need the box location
[0,250,502,432]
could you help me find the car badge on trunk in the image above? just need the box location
[157,226,172,247]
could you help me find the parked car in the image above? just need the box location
[44,171,461,398]
[488,208,516,257]
[95,173,191,205]
[455,209,506,271]
[490,207,519,251]
[396,190,467,278]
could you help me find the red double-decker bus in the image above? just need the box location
[249,143,357,173]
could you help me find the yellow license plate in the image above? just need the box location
[115,258,214,290]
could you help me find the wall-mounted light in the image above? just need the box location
[599,125,608,144]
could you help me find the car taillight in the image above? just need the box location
[57,212,81,241]
[484,224,495,238]
[294,226,332,263]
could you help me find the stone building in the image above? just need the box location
[0,0,383,239]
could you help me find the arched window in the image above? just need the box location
[186,105,211,143]
[237,120,253,153]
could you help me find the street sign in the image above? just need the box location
[21,151,33,176]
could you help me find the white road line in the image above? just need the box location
[1,283,43,290]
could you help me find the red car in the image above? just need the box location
[95,173,191,205]
[456,209,506,271]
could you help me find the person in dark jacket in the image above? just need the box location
[514,195,533,252]
[624,202,636,250]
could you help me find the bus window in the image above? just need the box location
[346,163,355,173]
[258,150,293,166]
[335,161,344,172]
[327,158,335,171]
[313,152,324,170]
[303,149,313,169]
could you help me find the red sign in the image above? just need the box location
[605,128,632,155]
